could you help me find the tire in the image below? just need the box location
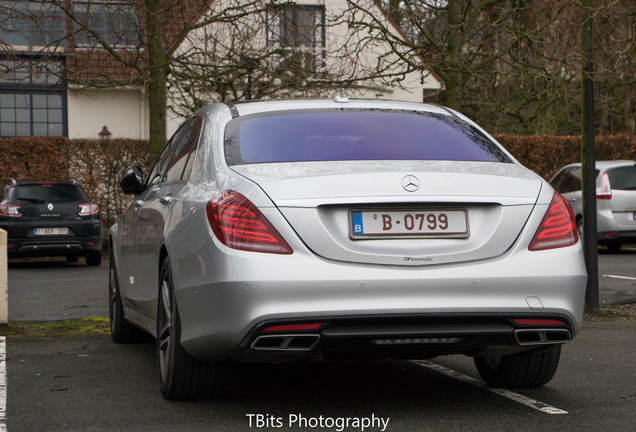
[109,251,147,343]
[576,218,583,239]
[157,258,223,400]
[86,250,102,266]
[474,345,562,388]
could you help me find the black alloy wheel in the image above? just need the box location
[157,257,223,400]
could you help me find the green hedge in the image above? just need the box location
[1,135,635,227]
[1,137,149,229]
[495,134,636,180]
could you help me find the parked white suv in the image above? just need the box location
[550,160,636,251]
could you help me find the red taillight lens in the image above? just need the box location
[206,191,292,254]
[78,203,99,216]
[596,172,612,200]
[263,323,323,332]
[528,192,578,251]
[0,202,21,217]
[513,319,566,326]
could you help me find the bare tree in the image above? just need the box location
[345,0,635,135]
[4,0,421,160]
[2,1,360,160]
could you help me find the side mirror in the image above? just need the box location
[120,165,145,195]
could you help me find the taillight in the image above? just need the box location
[78,203,99,216]
[528,192,578,251]
[596,172,612,200]
[206,191,293,254]
[0,202,21,217]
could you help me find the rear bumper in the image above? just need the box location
[7,235,103,258]
[233,314,574,363]
[4,219,102,258]
[597,208,636,243]
[172,239,587,363]
[598,230,636,244]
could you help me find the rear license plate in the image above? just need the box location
[34,227,69,235]
[350,209,469,239]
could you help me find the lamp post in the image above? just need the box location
[240,57,260,100]
[99,125,112,140]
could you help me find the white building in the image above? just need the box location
[1,0,442,141]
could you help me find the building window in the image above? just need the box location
[267,4,326,73]
[0,58,66,137]
[0,93,64,137]
[0,0,68,51]
[72,1,139,48]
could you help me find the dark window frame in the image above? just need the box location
[0,55,67,138]
[71,1,140,49]
[266,3,326,72]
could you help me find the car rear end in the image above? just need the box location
[0,181,102,263]
[596,162,636,247]
[171,101,587,365]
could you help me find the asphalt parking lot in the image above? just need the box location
[2,248,636,431]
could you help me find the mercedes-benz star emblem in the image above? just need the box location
[47,203,54,211]
[401,175,420,192]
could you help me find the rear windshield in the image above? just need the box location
[224,110,511,165]
[12,184,85,203]
[607,166,636,190]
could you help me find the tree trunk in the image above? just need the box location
[444,0,465,112]
[145,0,169,164]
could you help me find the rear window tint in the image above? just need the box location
[607,166,636,190]
[13,184,85,203]
[224,110,510,165]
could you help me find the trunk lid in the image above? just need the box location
[233,161,543,266]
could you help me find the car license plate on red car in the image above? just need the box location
[34,227,69,235]
[350,209,469,239]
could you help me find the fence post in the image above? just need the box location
[0,229,6,324]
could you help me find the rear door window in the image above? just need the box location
[607,166,636,190]
[164,116,203,182]
[225,110,510,166]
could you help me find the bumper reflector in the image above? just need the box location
[372,338,462,345]
[263,323,323,332]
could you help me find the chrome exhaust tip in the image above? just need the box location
[251,334,321,351]
[514,329,571,346]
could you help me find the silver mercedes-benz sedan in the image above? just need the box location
[109,97,587,399]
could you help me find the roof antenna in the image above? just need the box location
[334,89,349,103]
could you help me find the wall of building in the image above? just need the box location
[67,87,148,140]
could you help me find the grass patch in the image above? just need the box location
[0,318,111,337]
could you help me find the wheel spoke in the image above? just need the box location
[161,280,171,319]
[158,275,173,384]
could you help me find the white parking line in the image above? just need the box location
[603,274,636,281]
[412,360,569,415]
[0,336,6,432]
